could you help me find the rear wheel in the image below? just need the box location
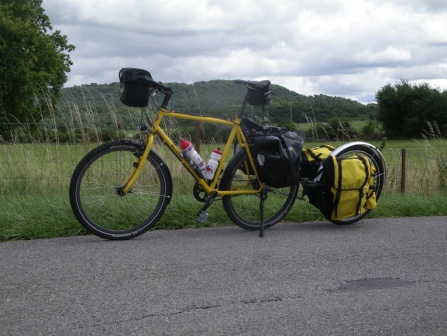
[221,149,299,231]
[320,144,386,225]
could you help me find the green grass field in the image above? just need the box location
[1,135,447,241]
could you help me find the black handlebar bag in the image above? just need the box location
[119,68,152,107]
[249,131,305,188]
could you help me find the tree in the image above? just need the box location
[376,80,447,138]
[0,0,74,138]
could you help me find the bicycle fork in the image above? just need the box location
[116,135,155,196]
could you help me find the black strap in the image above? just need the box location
[333,158,343,218]
[355,156,370,214]
[305,144,334,161]
[305,148,322,161]
[282,137,298,184]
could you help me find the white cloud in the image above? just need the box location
[355,47,413,65]
[42,0,447,103]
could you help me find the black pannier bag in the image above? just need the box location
[248,130,305,188]
[235,118,290,175]
[119,68,152,107]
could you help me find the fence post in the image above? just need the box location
[194,121,201,154]
[401,148,406,193]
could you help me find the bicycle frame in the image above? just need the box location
[118,106,262,197]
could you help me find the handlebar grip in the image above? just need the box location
[144,78,173,109]
[151,80,173,95]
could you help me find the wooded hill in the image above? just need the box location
[59,80,376,129]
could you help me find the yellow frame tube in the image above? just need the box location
[120,107,262,196]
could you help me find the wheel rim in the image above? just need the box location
[74,147,168,236]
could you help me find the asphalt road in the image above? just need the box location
[1,216,446,335]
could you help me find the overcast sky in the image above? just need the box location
[41,0,447,103]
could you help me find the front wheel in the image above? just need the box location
[69,140,172,240]
[220,149,299,231]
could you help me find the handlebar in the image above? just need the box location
[142,78,173,109]
[146,78,173,95]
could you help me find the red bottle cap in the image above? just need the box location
[180,139,191,150]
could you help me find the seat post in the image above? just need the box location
[237,96,249,118]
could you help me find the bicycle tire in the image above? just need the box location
[69,140,172,240]
[318,143,386,225]
[221,148,299,231]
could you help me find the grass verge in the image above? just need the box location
[1,191,446,241]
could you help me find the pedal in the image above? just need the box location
[196,191,217,224]
[198,211,209,224]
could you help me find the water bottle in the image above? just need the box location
[204,148,222,180]
[180,139,206,176]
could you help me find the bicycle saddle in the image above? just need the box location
[233,79,271,91]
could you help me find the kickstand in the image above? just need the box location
[259,189,267,238]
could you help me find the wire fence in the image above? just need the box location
[1,133,446,196]
[383,146,447,194]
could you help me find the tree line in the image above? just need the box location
[376,80,447,138]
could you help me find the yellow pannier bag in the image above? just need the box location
[321,154,377,220]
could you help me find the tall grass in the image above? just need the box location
[1,88,446,240]
[379,122,447,195]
